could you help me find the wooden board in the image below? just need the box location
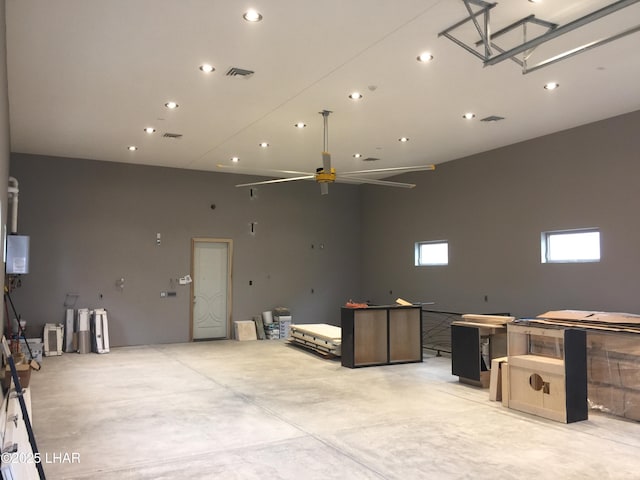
[489,356,508,401]
[539,310,640,325]
[461,314,514,325]
[501,363,510,407]
[389,308,421,363]
[452,321,506,334]
[536,310,640,334]
[509,354,565,375]
[529,318,640,334]
[354,310,387,365]
[253,315,266,340]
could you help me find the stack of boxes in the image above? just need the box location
[19,338,43,363]
[263,322,280,340]
[273,307,292,339]
[261,307,292,340]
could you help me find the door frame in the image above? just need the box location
[190,237,233,341]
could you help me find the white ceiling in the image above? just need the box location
[6,0,640,181]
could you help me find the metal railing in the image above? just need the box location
[421,309,463,356]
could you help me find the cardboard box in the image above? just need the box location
[618,359,640,390]
[586,332,640,421]
[623,390,640,421]
[3,362,31,390]
[588,384,625,414]
[588,354,622,385]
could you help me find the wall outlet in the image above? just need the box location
[160,291,167,297]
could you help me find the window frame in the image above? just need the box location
[540,228,601,264]
[415,240,449,266]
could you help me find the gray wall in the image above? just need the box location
[0,0,10,327]
[8,108,640,345]
[8,155,361,346]
[361,109,640,318]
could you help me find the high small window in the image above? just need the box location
[415,241,448,266]
[541,228,600,263]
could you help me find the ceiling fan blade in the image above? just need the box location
[322,152,331,172]
[337,176,416,188]
[341,165,435,176]
[236,175,315,187]
[216,164,313,177]
[320,182,329,195]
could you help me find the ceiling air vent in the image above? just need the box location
[363,157,380,162]
[162,133,183,139]
[480,115,505,122]
[226,67,255,77]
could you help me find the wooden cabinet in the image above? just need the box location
[341,305,422,368]
[451,315,510,388]
[506,322,587,423]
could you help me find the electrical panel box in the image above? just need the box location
[6,235,30,274]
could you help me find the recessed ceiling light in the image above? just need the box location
[294,122,306,128]
[231,157,240,163]
[417,52,434,62]
[528,0,541,3]
[544,82,560,90]
[463,112,476,120]
[144,127,156,134]
[399,137,409,142]
[259,142,269,148]
[353,153,362,158]
[199,64,215,73]
[243,9,262,22]
[128,146,138,151]
[165,101,179,109]
[349,92,363,100]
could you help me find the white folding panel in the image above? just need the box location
[43,324,63,356]
[91,309,110,354]
[64,308,75,352]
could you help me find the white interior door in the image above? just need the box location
[191,239,232,340]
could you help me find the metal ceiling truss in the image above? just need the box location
[439,0,640,74]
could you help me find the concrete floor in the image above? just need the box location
[29,340,640,479]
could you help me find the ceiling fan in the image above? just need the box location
[218,110,435,195]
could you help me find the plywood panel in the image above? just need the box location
[490,357,508,402]
[354,310,387,365]
[389,308,421,362]
[508,357,567,423]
